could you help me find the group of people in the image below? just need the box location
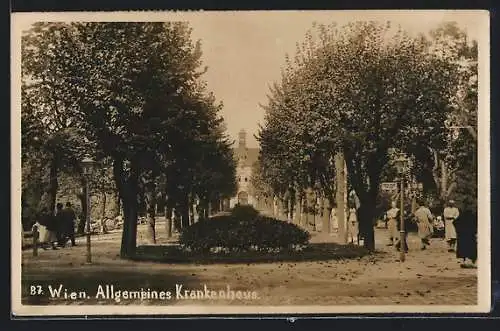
[385,199,477,268]
[33,202,77,250]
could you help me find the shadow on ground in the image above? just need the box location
[132,242,384,264]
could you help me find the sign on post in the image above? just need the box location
[380,182,398,194]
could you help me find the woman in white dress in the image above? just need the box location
[347,208,359,244]
[36,208,58,250]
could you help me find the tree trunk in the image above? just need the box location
[77,179,87,234]
[101,191,107,219]
[188,197,195,225]
[164,205,172,238]
[440,160,448,200]
[335,152,347,243]
[180,192,190,229]
[322,197,331,233]
[144,182,156,244]
[121,196,138,258]
[302,192,308,228]
[48,157,59,215]
[358,202,375,251]
[113,158,139,258]
[292,191,300,224]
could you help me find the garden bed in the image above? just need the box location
[132,242,374,264]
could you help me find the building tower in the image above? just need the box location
[238,129,246,148]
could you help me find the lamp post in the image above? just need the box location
[81,156,95,264]
[394,153,409,262]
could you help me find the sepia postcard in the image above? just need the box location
[11,10,491,316]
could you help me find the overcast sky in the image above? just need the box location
[13,11,487,148]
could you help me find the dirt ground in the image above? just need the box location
[20,218,477,306]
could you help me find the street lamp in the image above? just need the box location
[394,153,409,262]
[81,156,95,264]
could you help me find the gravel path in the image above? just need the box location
[20,219,477,306]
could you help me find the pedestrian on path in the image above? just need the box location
[443,199,460,252]
[386,201,400,246]
[63,202,77,246]
[347,208,359,244]
[413,199,434,250]
[55,203,65,247]
[453,208,477,268]
[37,207,58,250]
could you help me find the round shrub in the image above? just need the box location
[179,214,310,253]
[230,204,259,221]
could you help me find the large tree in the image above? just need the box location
[21,22,236,258]
[259,21,463,250]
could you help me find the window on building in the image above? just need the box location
[245,177,248,182]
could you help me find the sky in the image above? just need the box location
[13,10,488,148]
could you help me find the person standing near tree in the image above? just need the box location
[413,199,434,250]
[63,202,77,246]
[443,199,460,252]
[37,207,58,250]
[55,203,65,247]
[453,208,477,268]
[386,201,400,246]
[347,207,359,244]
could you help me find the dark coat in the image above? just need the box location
[454,210,477,261]
[62,208,77,233]
[39,212,57,232]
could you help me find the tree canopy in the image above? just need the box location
[257,21,474,250]
[21,22,237,257]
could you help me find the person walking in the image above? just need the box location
[413,199,435,250]
[453,208,477,268]
[37,207,58,250]
[386,201,400,246]
[443,199,460,252]
[347,207,359,244]
[63,202,77,246]
[55,203,65,247]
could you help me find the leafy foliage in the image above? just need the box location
[179,214,310,253]
[257,21,469,250]
[21,22,237,257]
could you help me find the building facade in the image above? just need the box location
[229,129,259,208]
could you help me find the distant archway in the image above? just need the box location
[237,191,249,205]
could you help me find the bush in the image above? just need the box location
[179,214,310,253]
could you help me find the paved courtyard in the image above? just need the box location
[20,219,477,306]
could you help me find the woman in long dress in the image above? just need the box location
[347,208,359,244]
[36,208,58,250]
[386,201,400,246]
[413,200,434,250]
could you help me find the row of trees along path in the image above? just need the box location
[22,23,238,258]
[255,22,477,251]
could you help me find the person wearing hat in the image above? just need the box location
[443,199,460,252]
[386,200,400,246]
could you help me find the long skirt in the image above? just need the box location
[347,221,359,242]
[417,220,433,240]
[454,214,477,261]
[37,224,57,243]
[445,219,457,240]
[387,218,398,240]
